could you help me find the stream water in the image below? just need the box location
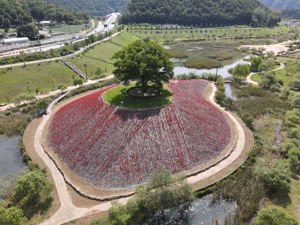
[145,194,236,225]
[0,136,28,199]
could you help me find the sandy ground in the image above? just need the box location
[23,81,253,225]
[240,41,292,56]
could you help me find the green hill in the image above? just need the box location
[43,0,129,16]
[120,0,281,27]
[0,0,89,29]
[259,0,300,9]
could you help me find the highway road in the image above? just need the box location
[0,13,119,58]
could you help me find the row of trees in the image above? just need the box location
[0,0,89,31]
[120,0,281,27]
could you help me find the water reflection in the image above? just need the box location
[174,58,250,79]
[145,194,236,225]
[0,136,28,199]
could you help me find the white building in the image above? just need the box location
[39,21,51,26]
[2,37,29,45]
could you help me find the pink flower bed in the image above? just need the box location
[48,80,231,189]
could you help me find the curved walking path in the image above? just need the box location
[246,62,285,86]
[28,81,252,225]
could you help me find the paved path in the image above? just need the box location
[245,62,285,86]
[31,81,249,225]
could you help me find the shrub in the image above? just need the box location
[0,206,28,225]
[254,206,298,225]
[11,168,53,218]
[261,159,291,193]
[232,64,250,79]
[241,113,254,130]
[250,56,263,72]
[73,78,84,86]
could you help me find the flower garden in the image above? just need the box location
[47,80,232,190]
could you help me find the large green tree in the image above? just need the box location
[233,64,250,79]
[17,24,39,40]
[112,40,174,91]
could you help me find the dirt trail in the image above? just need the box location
[32,82,251,225]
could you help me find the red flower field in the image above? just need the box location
[48,80,231,189]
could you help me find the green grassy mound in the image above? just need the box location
[184,59,222,69]
[102,83,172,109]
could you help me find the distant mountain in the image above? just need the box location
[120,0,281,27]
[44,0,129,16]
[259,0,300,9]
[0,0,89,29]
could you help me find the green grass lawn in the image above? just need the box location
[68,32,139,79]
[251,74,262,83]
[126,25,291,43]
[102,83,172,109]
[0,61,77,103]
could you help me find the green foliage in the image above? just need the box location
[73,78,84,86]
[261,159,291,193]
[120,0,280,26]
[254,206,298,225]
[0,0,89,28]
[0,114,30,137]
[0,206,28,225]
[288,92,300,109]
[113,40,174,89]
[258,58,276,72]
[250,56,263,72]
[184,59,222,69]
[102,169,193,225]
[17,24,39,40]
[259,73,281,92]
[44,0,128,16]
[11,169,53,218]
[241,113,254,130]
[233,64,250,79]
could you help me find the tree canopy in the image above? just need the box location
[120,0,281,27]
[112,40,174,90]
[0,0,89,29]
[233,64,250,79]
[44,0,129,17]
[105,169,194,225]
[17,25,39,40]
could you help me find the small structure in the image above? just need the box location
[2,37,29,45]
[39,21,51,26]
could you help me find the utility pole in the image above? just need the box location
[83,64,88,79]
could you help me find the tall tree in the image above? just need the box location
[112,40,174,91]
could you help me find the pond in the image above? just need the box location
[168,40,251,79]
[146,194,237,225]
[0,136,28,199]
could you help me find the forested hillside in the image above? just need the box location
[0,0,89,29]
[120,0,281,27]
[259,0,300,9]
[44,0,129,16]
